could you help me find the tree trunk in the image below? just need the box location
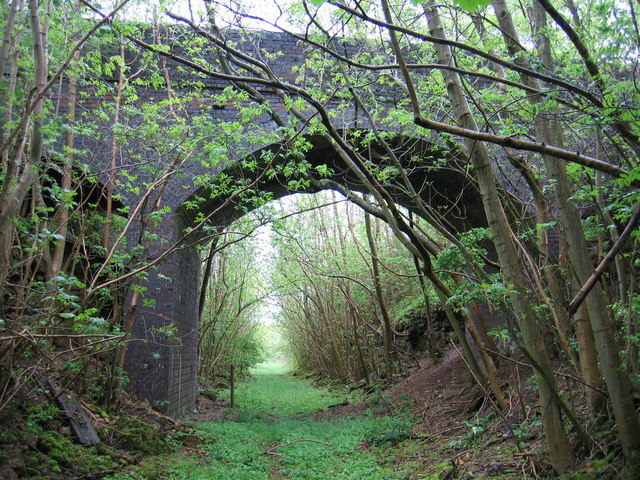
[364,207,394,377]
[493,0,604,411]
[495,3,638,468]
[0,0,47,286]
[422,2,575,472]
[51,44,80,277]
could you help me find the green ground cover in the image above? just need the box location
[109,361,417,479]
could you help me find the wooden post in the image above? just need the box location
[230,364,235,408]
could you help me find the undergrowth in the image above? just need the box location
[106,361,416,479]
[182,414,412,479]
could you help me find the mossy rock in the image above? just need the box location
[108,417,173,456]
[38,431,114,475]
[15,450,56,478]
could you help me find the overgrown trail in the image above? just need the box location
[174,362,414,479]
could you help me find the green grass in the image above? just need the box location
[219,367,344,416]
[108,361,417,479]
[181,413,411,479]
[273,416,410,479]
[250,360,291,375]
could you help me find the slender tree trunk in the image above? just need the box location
[421,2,575,471]
[364,208,394,377]
[340,200,370,382]
[199,239,219,322]
[473,6,578,371]
[496,3,638,462]
[51,44,80,277]
[0,0,22,84]
[0,0,47,286]
[103,37,126,253]
[301,265,345,378]
[408,212,439,361]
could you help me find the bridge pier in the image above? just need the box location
[124,214,200,417]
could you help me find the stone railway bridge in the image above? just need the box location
[65,28,503,416]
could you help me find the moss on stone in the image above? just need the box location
[38,431,114,475]
[108,417,173,456]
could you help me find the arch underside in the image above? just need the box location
[125,132,504,417]
[179,132,488,235]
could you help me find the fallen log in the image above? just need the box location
[46,380,100,446]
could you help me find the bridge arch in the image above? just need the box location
[124,132,489,416]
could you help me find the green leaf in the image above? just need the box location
[457,0,491,10]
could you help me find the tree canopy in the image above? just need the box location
[1,0,640,476]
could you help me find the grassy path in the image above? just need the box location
[170,362,415,479]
